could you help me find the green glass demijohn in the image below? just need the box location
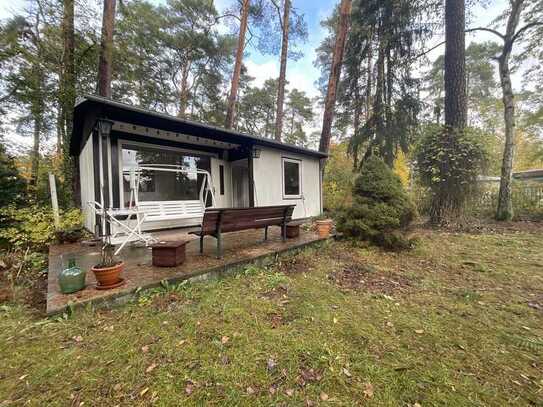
[58,258,86,294]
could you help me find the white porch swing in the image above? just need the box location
[91,164,216,255]
[132,163,216,224]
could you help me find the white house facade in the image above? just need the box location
[70,95,326,235]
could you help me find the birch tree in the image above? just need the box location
[468,0,543,220]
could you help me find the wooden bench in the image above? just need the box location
[189,205,296,258]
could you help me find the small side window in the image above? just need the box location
[219,164,225,195]
[282,158,301,199]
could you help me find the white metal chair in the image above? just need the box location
[89,201,156,255]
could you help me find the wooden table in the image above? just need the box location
[149,240,187,267]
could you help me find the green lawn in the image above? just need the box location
[1,227,543,406]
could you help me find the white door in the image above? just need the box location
[210,157,231,208]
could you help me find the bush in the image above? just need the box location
[0,143,26,207]
[323,143,354,211]
[336,156,416,250]
[0,206,84,250]
[414,125,488,223]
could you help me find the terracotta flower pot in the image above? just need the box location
[91,261,124,289]
[315,219,333,239]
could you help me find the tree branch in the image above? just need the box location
[465,27,506,40]
[511,21,543,44]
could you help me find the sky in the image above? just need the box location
[0,0,515,151]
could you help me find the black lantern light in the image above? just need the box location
[97,118,114,137]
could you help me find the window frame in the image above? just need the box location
[281,157,302,200]
[219,164,225,196]
[118,139,216,208]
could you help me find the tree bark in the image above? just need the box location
[274,0,291,141]
[177,61,191,118]
[225,0,250,129]
[444,0,467,129]
[319,0,352,154]
[496,0,524,221]
[61,0,77,205]
[97,0,117,98]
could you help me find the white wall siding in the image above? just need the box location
[79,136,95,232]
[252,147,322,219]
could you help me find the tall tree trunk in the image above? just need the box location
[384,46,394,167]
[496,0,524,221]
[61,0,77,205]
[97,0,117,98]
[274,0,291,141]
[30,114,42,190]
[430,0,467,224]
[352,80,361,170]
[177,61,191,118]
[225,0,250,129]
[319,0,352,154]
[444,0,466,129]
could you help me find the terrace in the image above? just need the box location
[47,225,326,315]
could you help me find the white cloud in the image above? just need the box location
[244,59,279,88]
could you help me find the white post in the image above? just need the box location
[49,172,61,229]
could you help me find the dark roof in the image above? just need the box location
[70,94,327,158]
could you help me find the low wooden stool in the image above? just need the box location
[286,221,304,238]
[150,241,187,267]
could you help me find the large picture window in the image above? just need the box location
[282,158,301,199]
[121,143,211,206]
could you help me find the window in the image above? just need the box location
[121,143,210,205]
[219,165,225,195]
[282,158,301,198]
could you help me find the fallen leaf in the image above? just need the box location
[139,387,149,397]
[320,392,329,401]
[269,385,277,395]
[414,329,424,334]
[185,382,194,395]
[246,386,255,395]
[221,336,229,344]
[178,339,187,346]
[141,345,149,353]
[113,383,122,392]
[19,374,28,380]
[73,335,83,343]
[413,403,422,407]
[285,388,294,396]
[145,363,157,373]
[342,368,352,377]
[267,358,277,372]
[363,382,374,399]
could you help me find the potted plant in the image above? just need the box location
[91,237,124,289]
[315,215,334,239]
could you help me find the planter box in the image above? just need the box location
[286,221,303,238]
[150,241,187,267]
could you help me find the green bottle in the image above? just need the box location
[58,258,86,294]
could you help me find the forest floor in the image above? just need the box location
[1,223,543,406]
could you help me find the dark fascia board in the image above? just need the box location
[70,94,328,159]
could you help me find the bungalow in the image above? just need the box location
[70,95,327,235]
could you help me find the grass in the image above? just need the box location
[1,227,543,405]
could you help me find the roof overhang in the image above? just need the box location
[70,94,328,159]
